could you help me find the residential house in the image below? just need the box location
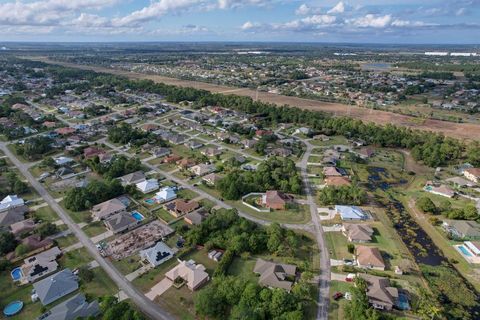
[325,176,351,187]
[445,177,476,188]
[335,206,369,221]
[20,247,61,283]
[154,187,177,203]
[189,164,215,177]
[242,139,257,149]
[0,195,25,213]
[151,147,171,158]
[165,260,210,291]
[165,200,199,218]
[463,241,480,257]
[342,224,374,243]
[359,274,400,311]
[54,156,74,166]
[202,173,221,186]
[163,154,182,164]
[424,182,455,198]
[83,147,105,160]
[323,166,346,177]
[168,134,187,145]
[55,167,74,180]
[91,198,127,220]
[55,127,76,136]
[10,218,36,236]
[21,234,53,252]
[177,158,196,170]
[464,168,480,184]
[136,179,159,194]
[185,140,204,150]
[355,147,375,159]
[141,124,158,132]
[37,294,100,320]
[184,209,208,226]
[269,147,292,157]
[443,220,480,240]
[33,269,79,305]
[0,205,28,228]
[261,191,294,210]
[253,259,297,291]
[104,212,140,234]
[119,171,146,186]
[356,245,386,271]
[140,242,174,267]
[201,147,222,157]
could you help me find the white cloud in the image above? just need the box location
[218,0,273,10]
[348,14,392,28]
[112,0,203,27]
[327,1,345,14]
[295,4,311,15]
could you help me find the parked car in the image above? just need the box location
[332,292,343,300]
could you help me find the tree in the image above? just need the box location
[347,244,355,254]
[15,243,30,257]
[78,267,95,283]
[0,231,17,255]
[36,222,59,238]
[416,197,437,214]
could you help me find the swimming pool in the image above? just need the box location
[144,199,155,205]
[458,245,473,257]
[131,211,145,221]
[3,300,23,316]
[10,267,22,281]
[396,293,410,310]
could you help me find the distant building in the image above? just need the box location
[443,220,480,240]
[0,195,25,213]
[464,168,480,184]
[104,212,140,234]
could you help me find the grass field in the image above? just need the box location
[59,247,93,270]
[83,221,108,237]
[33,206,58,222]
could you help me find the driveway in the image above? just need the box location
[145,278,173,301]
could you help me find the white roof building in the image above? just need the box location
[140,242,174,267]
[54,156,74,166]
[154,187,177,203]
[0,195,25,212]
[136,179,159,194]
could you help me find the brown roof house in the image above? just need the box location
[165,200,200,218]
[165,260,210,291]
[91,198,127,220]
[342,224,374,243]
[464,168,480,184]
[253,259,297,291]
[356,245,386,271]
[359,274,400,311]
[184,209,208,226]
[325,176,351,187]
[261,191,293,210]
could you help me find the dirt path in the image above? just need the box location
[29,57,480,141]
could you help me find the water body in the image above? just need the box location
[361,63,392,71]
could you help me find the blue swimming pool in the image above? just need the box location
[144,199,155,205]
[10,267,22,281]
[396,293,410,310]
[3,300,23,316]
[131,211,145,221]
[458,245,473,257]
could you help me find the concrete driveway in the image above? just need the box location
[145,278,173,301]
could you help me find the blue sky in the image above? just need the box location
[0,0,479,43]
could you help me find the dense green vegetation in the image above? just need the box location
[15,136,54,160]
[419,71,455,80]
[0,171,29,198]
[96,296,145,320]
[217,157,302,200]
[64,179,124,211]
[397,62,480,74]
[421,264,479,320]
[85,155,142,179]
[416,196,479,221]
[318,185,367,206]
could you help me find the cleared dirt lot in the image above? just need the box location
[31,57,480,140]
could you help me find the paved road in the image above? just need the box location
[0,142,174,320]
[298,138,331,320]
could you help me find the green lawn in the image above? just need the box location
[233,201,312,225]
[155,285,197,320]
[32,206,58,222]
[83,221,108,237]
[54,234,79,249]
[81,268,119,298]
[328,280,354,320]
[324,232,350,260]
[112,255,143,275]
[59,200,91,223]
[59,247,93,269]
[227,257,258,282]
[154,208,176,223]
[177,188,199,201]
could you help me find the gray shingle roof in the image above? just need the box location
[38,293,100,320]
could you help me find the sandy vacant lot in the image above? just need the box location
[32,57,480,141]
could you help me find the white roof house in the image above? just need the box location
[136,179,159,194]
[0,195,25,212]
[154,187,177,203]
[54,156,74,166]
[165,260,209,291]
[335,205,368,220]
[140,242,174,267]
